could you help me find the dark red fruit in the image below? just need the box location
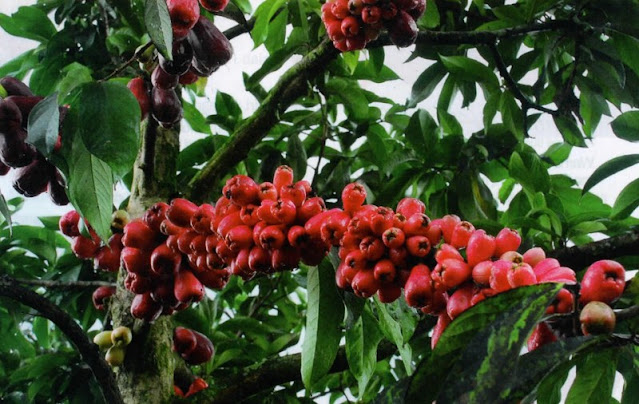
[59,210,81,237]
[188,16,233,76]
[151,87,182,127]
[72,236,100,259]
[13,159,50,197]
[199,0,229,12]
[174,268,205,303]
[404,264,433,308]
[131,292,163,321]
[123,219,157,250]
[151,65,180,90]
[527,322,557,351]
[173,326,197,354]
[92,286,116,310]
[167,0,200,39]
[167,198,199,227]
[0,76,33,97]
[159,38,194,76]
[580,260,626,305]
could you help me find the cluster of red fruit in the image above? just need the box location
[321,0,424,51]
[128,0,232,127]
[172,326,214,365]
[0,76,69,205]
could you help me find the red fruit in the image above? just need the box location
[179,69,199,85]
[231,248,254,279]
[373,259,396,283]
[538,266,576,284]
[216,211,243,237]
[130,292,163,321]
[370,207,395,236]
[150,244,182,275]
[471,260,493,286]
[224,175,259,206]
[239,204,260,226]
[280,183,306,207]
[159,38,194,76]
[500,250,523,263]
[532,258,560,279]
[92,286,116,310]
[182,330,214,365]
[396,198,425,219]
[185,377,209,397]
[348,0,364,15]
[174,268,205,303]
[433,258,471,290]
[187,15,233,76]
[121,247,150,275]
[298,197,326,223]
[394,0,420,11]
[127,77,151,120]
[345,249,367,271]
[252,221,268,246]
[225,225,253,251]
[447,284,474,320]
[435,243,463,264]
[304,208,340,240]
[123,219,157,250]
[351,269,381,298]
[342,183,367,213]
[199,0,229,12]
[361,5,381,24]
[205,234,220,254]
[94,236,123,272]
[144,202,170,233]
[190,204,215,234]
[287,225,309,248]
[580,260,626,305]
[167,198,199,227]
[388,246,408,268]
[527,322,557,351]
[523,247,546,267]
[450,221,475,249]
[382,227,405,249]
[320,210,351,246]
[270,199,297,225]
[438,215,460,243]
[403,213,431,237]
[378,284,402,303]
[466,230,496,267]
[271,246,301,272]
[431,313,452,350]
[300,242,328,266]
[507,262,537,288]
[172,326,197,354]
[580,301,616,335]
[421,288,448,315]
[259,225,286,250]
[151,65,179,90]
[404,264,432,308]
[125,273,152,294]
[494,228,521,256]
[406,235,431,257]
[196,267,229,289]
[258,182,278,201]
[546,288,574,314]
[167,0,200,39]
[248,246,271,273]
[331,0,350,19]
[0,77,33,97]
[59,211,81,237]
[273,165,294,192]
[72,236,100,259]
[489,260,512,293]
[359,236,385,261]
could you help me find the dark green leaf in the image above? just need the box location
[32,317,50,350]
[566,349,619,404]
[65,82,140,177]
[611,178,639,219]
[0,191,12,236]
[440,55,499,93]
[553,115,586,147]
[324,78,369,122]
[182,99,212,135]
[612,31,639,78]
[301,258,344,389]
[144,0,173,60]
[405,109,437,153]
[345,306,383,397]
[286,133,307,179]
[611,111,639,142]
[409,62,447,107]
[583,154,639,194]
[251,0,287,48]
[509,151,550,193]
[0,6,56,42]
[27,93,60,158]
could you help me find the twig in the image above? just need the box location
[14,278,115,289]
[101,41,153,82]
[0,275,123,404]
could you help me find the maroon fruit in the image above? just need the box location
[188,16,233,76]
[151,87,182,127]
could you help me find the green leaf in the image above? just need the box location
[611,31,639,78]
[324,78,369,122]
[251,0,287,48]
[406,284,562,403]
[232,0,252,14]
[611,178,639,220]
[440,55,499,93]
[582,154,639,194]
[405,109,437,153]
[32,317,50,350]
[0,191,12,236]
[509,151,550,193]
[500,92,524,140]
[374,298,412,375]
[286,133,307,179]
[182,99,212,135]
[499,178,516,204]
[543,143,572,166]
[345,306,383,397]
[65,82,140,178]
[55,63,93,97]
[61,131,114,242]
[611,111,639,142]
[144,0,173,60]
[410,62,447,107]
[0,6,56,42]
[566,349,619,404]
[27,93,60,158]
[301,258,344,389]
[553,115,586,147]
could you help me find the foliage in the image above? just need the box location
[1,0,639,403]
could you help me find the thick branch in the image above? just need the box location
[0,275,123,404]
[549,228,639,270]
[187,38,339,202]
[14,278,115,289]
[207,340,396,404]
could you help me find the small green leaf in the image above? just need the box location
[440,55,499,93]
[144,0,173,60]
[612,31,639,78]
[27,93,60,158]
[301,259,344,389]
[32,317,50,350]
[0,191,12,236]
[286,133,307,179]
[611,111,639,142]
[0,7,56,42]
[611,178,639,220]
[553,115,586,147]
[582,154,639,194]
[405,109,437,153]
[509,151,550,193]
[324,78,369,122]
[499,178,516,204]
[232,0,252,14]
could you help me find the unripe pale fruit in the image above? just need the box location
[111,326,133,347]
[580,301,616,335]
[93,330,114,350]
[105,345,126,367]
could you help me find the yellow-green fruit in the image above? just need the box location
[93,331,114,350]
[105,345,126,367]
[111,210,130,232]
[111,326,133,347]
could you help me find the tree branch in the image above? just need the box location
[206,340,396,404]
[548,228,639,270]
[0,275,123,404]
[13,278,115,289]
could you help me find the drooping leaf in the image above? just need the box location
[610,177,639,219]
[0,191,12,236]
[345,306,383,397]
[553,115,586,147]
[582,154,639,194]
[144,0,173,60]
[440,55,499,93]
[410,62,447,106]
[508,151,550,193]
[565,349,619,404]
[251,0,287,48]
[27,93,60,158]
[287,133,307,179]
[301,258,344,389]
[611,111,639,142]
[374,298,412,375]
[404,109,437,153]
[65,82,140,178]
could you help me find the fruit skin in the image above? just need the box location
[181,330,214,365]
[200,0,229,12]
[167,0,200,39]
[93,330,114,350]
[579,260,626,305]
[387,10,418,48]
[158,38,194,76]
[59,210,81,237]
[580,301,616,335]
[127,77,151,120]
[105,345,126,367]
[527,322,557,351]
[71,235,100,259]
[92,286,116,310]
[188,16,233,76]
[173,327,197,355]
[0,76,33,97]
[130,292,163,322]
[111,326,133,347]
[151,87,182,127]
